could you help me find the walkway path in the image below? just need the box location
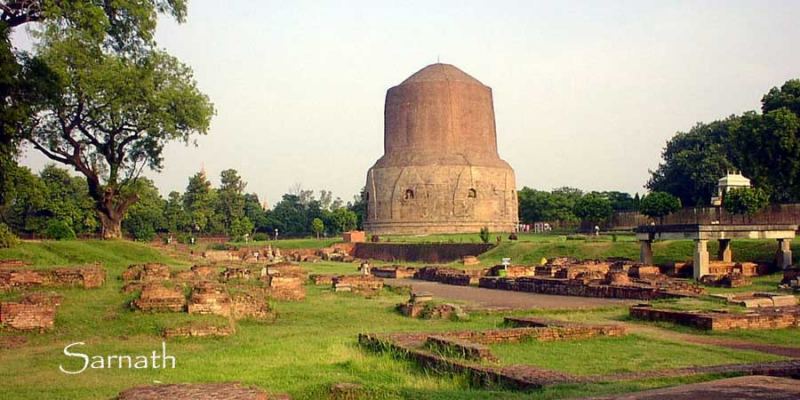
[385,278,634,310]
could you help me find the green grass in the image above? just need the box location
[489,334,783,375]
[1,239,799,400]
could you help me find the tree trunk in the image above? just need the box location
[98,210,124,240]
[92,186,138,240]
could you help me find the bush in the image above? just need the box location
[45,220,76,240]
[0,223,19,248]
[479,226,490,244]
[252,232,269,241]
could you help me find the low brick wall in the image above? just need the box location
[414,267,481,286]
[0,264,106,291]
[630,305,800,330]
[478,276,680,300]
[352,243,494,263]
[371,266,416,279]
[426,335,496,361]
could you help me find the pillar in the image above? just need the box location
[639,240,653,265]
[776,239,793,269]
[693,239,709,280]
[718,239,732,263]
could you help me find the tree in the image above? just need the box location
[163,191,189,234]
[122,178,165,241]
[517,186,582,223]
[648,79,800,204]
[762,79,800,116]
[1,164,47,234]
[639,192,682,224]
[728,110,800,202]
[723,187,769,221]
[268,194,308,237]
[229,217,254,241]
[243,193,267,232]
[347,188,368,229]
[183,171,216,233]
[311,217,324,239]
[38,164,97,235]
[12,1,212,239]
[647,120,734,206]
[217,169,246,233]
[328,207,358,234]
[573,193,613,225]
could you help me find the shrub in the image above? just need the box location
[479,226,490,244]
[45,220,76,240]
[0,223,19,248]
[252,232,269,241]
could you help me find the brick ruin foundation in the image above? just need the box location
[0,292,62,331]
[0,264,106,291]
[332,275,384,295]
[630,304,800,330]
[360,316,800,389]
[477,260,704,300]
[132,282,186,312]
[396,292,467,320]
[371,265,416,279]
[712,292,798,308]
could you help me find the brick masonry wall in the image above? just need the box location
[629,306,800,330]
[478,276,680,300]
[352,243,494,263]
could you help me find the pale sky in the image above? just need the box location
[14,0,800,206]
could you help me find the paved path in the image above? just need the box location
[385,279,634,310]
[584,375,800,400]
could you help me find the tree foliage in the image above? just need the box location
[572,193,613,224]
[2,0,212,239]
[723,187,770,217]
[649,79,800,205]
[639,192,682,223]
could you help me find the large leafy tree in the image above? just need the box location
[517,186,582,223]
[647,120,734,207]
[122,177,165,241]
[648,79,800,205]
[183,171,215,233]
[728,109,800,202]
[573,192,613,225]
[723,187,769,221]
[3,0,213,239]
[217,169,246,232]
[639,192,682,224]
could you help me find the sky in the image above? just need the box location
[13,0,800,206]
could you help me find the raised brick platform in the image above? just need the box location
[0,264,105,291]
[630,305,800,330]
[132,283,186,312]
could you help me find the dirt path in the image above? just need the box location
[385,278,634,310]
[625,323,800,358]
[584,375,800,399]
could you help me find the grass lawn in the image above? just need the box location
[488,334,782,375]
[0,239,798,399]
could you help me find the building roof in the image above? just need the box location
[718,172,751,187]
[400,63,485,86]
